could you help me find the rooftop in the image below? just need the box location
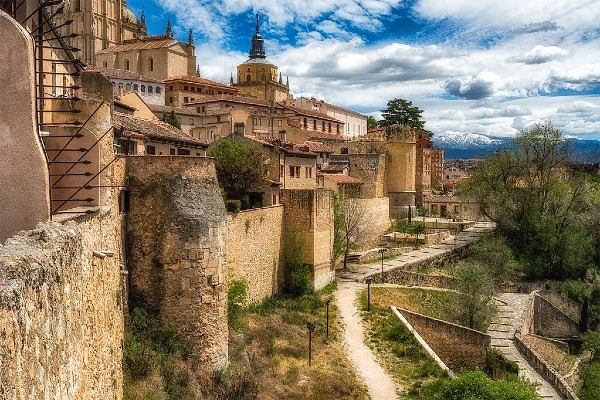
[162,75,235,90]
[114,112,206,147]
[301,141,334,153]
[86,66,161,83]
[322,173,363,184]
[97,37,179,54]
[187,94,280,108]
[280,103,343,123]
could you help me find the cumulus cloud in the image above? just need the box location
[471,105,533,118]
[507,45,568,65]
[443,72,502,100]
[557,101,600,116]
[545,64,600,91]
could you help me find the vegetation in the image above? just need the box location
[367,115,378,130]
[392,219,427,248]
[455,262,496,330]
[459,121,600,280]
[160,109,181,129]
[282,223,311,296]
[378,98,426,130]
[333,193,369,269]
[207,138,267,201]
[228,279,247,330]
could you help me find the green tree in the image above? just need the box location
[459,121,594,279]
[379,98,425,130]
[282,223,311,296]
[583,331,600,362]
[161,109,181,129]
[207,138,267,201]
[367,115,378,130]
[455,262,495,330]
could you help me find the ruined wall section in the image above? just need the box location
[226,206,284,304]
[0,218,124,400]
[127,156,228,369]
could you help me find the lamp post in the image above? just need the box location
[307,322,316,366]
[378,248,388,282]
[325,298,331,341]
[366,277,372,311]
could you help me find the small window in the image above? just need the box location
[133,84,138,91]
[178,148,191,155]
[191,87,196,92]
[191,98,195,102]
[125,83,131,90]
[341,147,349,154]
[303,118,307,128]
[169,96,173,104]
[322,121,325,131]
[169,148,176,155]
[149,58,154,71]
[169,85,174,91]
[141,85,145,93]
[156,86,161,94]
[246,74,251,81]
[278,120,282,127]
[119,190,130,213]
[148,86,154,94]
[313,120,316,129]
[124,59,130,70]
[184,85,189,91]
[328,122,331,132]
[103,61,108,67]
[183,96,188,103]
[289,166,295,177]
[337,125,340,134]
[146,145,156,155]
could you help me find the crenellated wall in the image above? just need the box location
[126,156,229,369]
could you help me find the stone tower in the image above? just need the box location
[235,14,290,102]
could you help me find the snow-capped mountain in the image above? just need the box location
[433,132,504,149]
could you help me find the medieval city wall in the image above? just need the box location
[395,307,491,371]
[344,153,386,198]
[127,156,228,369]
[226,205,284,304]
[355,197,390,249]
[0,214,125,400]
[538,290,582,323]
[532,294,581,339]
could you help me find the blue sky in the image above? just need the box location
[128,0,600,140]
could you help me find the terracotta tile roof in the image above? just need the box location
[187,94,281,108]
[86,66,161,83]
[294,97,367,118]
[322,173,363,184]
[114,112,206,147]
[280,103,343,123]
[308,131,347,142]
[162,75,236,90]
[98,38,178,54]
[150,104,243,118]
[301,141,334,153]
[320,165,346,173]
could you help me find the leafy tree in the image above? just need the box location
[455,262,495,330]
[207,138,267,201]
[583,331,600,362]
[160,109,181,129]
[379,98,425,130]
[367,115,378,130]
[459,121,594,279]
[412,221,426,248]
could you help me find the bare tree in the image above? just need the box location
[334,192,371,269]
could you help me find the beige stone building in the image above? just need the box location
[50,0,144,66]
[96,23,197,81]
[280,103,346,144]
[163,74,239,107]
[88,66,165,105]
[291,97,368,138]
[234,15,290,102]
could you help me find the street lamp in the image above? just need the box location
[307,322,316,366]
[325,298,332,341]
[366,277,372,311]
[378,248,388,282]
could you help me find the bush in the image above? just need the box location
[579,361,600,400]
[228,280,247,329]
[225,200,241,213]
[485,348,519,379]
[286,263,311,297]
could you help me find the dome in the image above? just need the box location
[240,58,275,66]
[122,7,137,23]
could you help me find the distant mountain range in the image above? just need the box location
[434,132,600,162]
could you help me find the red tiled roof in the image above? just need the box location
[98,38,178,54]
[86,66,161,83]
[187,94,281,108]
[322,173,363,184]
[301,141,334,153]
[308,131,347,142]
[162,75,236,90]
[114,112,206,147]
[293,97,367,118]
[280,103,343,123]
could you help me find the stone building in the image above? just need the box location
[234,15,290,102]
[163,74,239,107]
[416,131,444,205]
[50,0,145,66]
[89,66,165,105]
[291,97,368,138]
[95,22,197,81]
[281,103,346,144]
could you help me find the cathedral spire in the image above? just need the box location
[196,66,201,77]
[188,28,194,46]
[286,76,289,88]
[279,72,282,84]
[166,20,173,37]
[140,10,147,35]
[249,13,266,59]
[230,72,234,85]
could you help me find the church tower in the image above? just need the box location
[234,14,290,102]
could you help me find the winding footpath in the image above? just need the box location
[335,222,493,400]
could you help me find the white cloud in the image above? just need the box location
[507,45,568,65]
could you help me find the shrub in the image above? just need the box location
[485,348,519,379]
[228,280,247,329]
[225,200,241,213]
[579,361,600,400]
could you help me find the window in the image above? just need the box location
[272,194,277,205]
[156,86,161,94]
[148,86,153,93]
[289,166,300,177]
[149,58,154,71]
[178,148,191,155]
[169,85,174,91]
[119,190,130,213]
[280,165,284,177]
[305,167,312,178]
[341,147,349,154]
[277,120,282,127]
[184,85,189,91]
[218,91,222,95]
[116,139,137,155]
[313,120,316,129]
[169,148,176,155]
[141,85,145,92]
[125,83,131,90]
[133,84,138,91]
[191,87,196,92]
[169,96,173,104]
[322,121,325,131]
[246,74,251,81]
[328,122,331,132]
[337,125,340,134]
[202,106,206,112]
[146,145,156,155]
[303,118,307,128]
[190,97,195,102]
[183,96,188,103]
[103,61,107,67]
[124,59,130,70]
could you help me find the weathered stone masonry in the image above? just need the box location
[126,156,228,369]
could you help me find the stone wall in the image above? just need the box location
[538,290,582,323]
[533,294,581,339]
[226,206,283,304]
[127,156,228,369]
[344,153,386,198]
[395,307,491,371]
[280,189,335,290]
[355,197,390,249]
[379,270,459,289]
[0,218,124,400]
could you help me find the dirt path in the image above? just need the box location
[336,280,400,400]
[487,293,561,399]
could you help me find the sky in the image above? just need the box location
[128,0,600,140]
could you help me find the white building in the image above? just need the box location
[88,66,165,105]
[291,97,368,138]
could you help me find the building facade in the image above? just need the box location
[90,66,165,105]
[291,97,367,138]
[163,74,238,107]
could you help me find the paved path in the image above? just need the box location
[336,280,399,399]
[487,293,561,399]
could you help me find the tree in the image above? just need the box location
[161,109,181,129]
[333,193,369,269]
[379,98,425,130]
[367,115,378,130]
[583,331,600,362]
[207,138,267,201]
[412,221,426,248]
[458,121,594,280]
[455,262,495,330]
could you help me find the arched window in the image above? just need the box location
[124,59,130,70]
[149,58,154,72]
[141,85,146,93]
[148,86,153,93]
[261,74,266,81]
[125,83,131,90]
[133,84,139,91]
[103,61,108,67]
[246,74,251,81]
[155,86,161,94]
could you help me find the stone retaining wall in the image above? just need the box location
[226,206,284,305]
[538,290,582,323]
[380,270,459,289]
[395,307,491,371]
[533,294,581,339]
